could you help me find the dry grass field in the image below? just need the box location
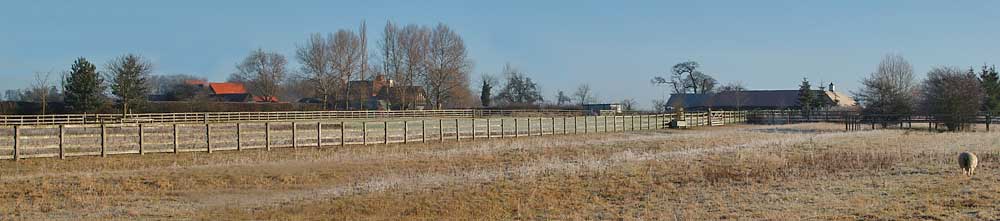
[1,123,999,220]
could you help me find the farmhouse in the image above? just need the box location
[666,84,856,110]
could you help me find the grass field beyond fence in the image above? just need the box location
[0,111,748,160]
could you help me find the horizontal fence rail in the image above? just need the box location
[744,110,1000,131]
[0,109,590,126]
[0,111,749,161]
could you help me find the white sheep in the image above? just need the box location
[958,151,978,177]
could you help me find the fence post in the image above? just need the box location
[12,126,19,161]
[265,122,271,151]
[583,117,587,134]
[501,119,506,138]
[340,121,346,146]
[988,113,992,132]
[101,124,106,157]
[138,124,144,155]
[173,124,179,154]
[59,125,65,159]
[655,115,660,129]
[403,121,409,143]
[527,118,531,136]
[317,122,322,148]
[630,116,635,131]
[362,122,368,145]
[292,122,298,148]
[439,119,444,142]
[786,111,791,124]
[422,120,427,143]
[707,110,713,127]
[486,119,491,139]
[562,117,567,134]
[384,121,390,144]
[472,119,476,140]
[844,115,849,131]
[574,117,578,134]
[538,118,543,136]
[612,116,617,131]
[603,116,608,132]
[551,117,555,135]
[515,118,519,137]
[236,123,243,151]
[455,119,460,140]
[206,123,212,153]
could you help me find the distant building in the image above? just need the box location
[582,103,623,115]
[174,80,279,103]
[330,75,428,110]
[666,84,856,110]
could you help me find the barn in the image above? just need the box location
[665,86,856,111]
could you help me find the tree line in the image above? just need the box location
[476,63,611,110]
[853,54,1000,131]
[2,55,155,115]
[3,20,482,114]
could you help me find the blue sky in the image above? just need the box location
[3,1,1000,109]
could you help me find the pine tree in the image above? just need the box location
[63,58,106,113]
[979,65,1000,112]
[798,78,815,116]
[480,78,492,107]
[108,54,152,114]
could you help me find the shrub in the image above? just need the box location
[921,66,983,131]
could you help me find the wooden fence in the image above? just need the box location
[0,109,588,126]
[0,111,748,161]
[746,110,1000,131]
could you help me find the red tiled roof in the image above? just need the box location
[209,83,248,95]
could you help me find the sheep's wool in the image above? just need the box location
[959,151,978,176]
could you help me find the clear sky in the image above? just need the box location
[3,0,1000,109]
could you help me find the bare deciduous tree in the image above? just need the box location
[358,21,371,109]
[296,33,336,108]
[651,61,717,95]
[422,23,471,109]
[556,91,571,106]
[855,54,917,115]
[573,84,595,105]
[232,49,287,102]
[29,72,56,114]
[380,21,426,109]
[148,74,203,95]
[329,30,364,108]
[718,81,748,110]
[651,99,667,112]
[621,98,637,111]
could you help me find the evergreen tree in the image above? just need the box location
[63,58,106,113]
[480,78,492,107]
[496,65,543,105]
[979,65,1000,112]
[107,54,152,114]
[798,78,815,116]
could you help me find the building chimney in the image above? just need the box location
[828,82,835,92]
